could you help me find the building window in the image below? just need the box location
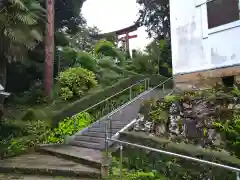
[207,0,240,29]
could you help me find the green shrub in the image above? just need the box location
[60,87,73,101]
[61,46,77,67]
[46,112,92,143]
[21,108,49,121]
[52,75,146,126]
[11,80,46,105]
[58,67,98,100]
[215,115,240,158]
[0,120,49,158]
[148,75,171,88]
[52,75,171,127]
[75,51,96,71]
[119,132,240,180]
[95,39,117,57]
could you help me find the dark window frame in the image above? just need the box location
[207,0,240,29]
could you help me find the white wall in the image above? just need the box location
[170,0,240,75]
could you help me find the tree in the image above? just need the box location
[0,0,45,90]
[55,1,86,33]
[137,0,170,40]
[68,25,100,53]
[145,39,172,77]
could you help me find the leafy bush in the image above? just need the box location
[75,51,96,71]
[215,115,240,158]
[46,112,92,143]
[61,46,77,67]
[52,75,146,125]
[0,120,50,158]
[11,80,46,105]
[21,108,49,121]
[108,170,165,180]
[97,68,122,86]
[95,39,118,57]
[120,132,240,180]
[58,67,98,100]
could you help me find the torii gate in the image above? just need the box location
[115,24,139,53]
[93,23,140,55]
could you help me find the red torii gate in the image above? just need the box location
[94,23,140,54]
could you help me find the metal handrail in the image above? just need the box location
[74,78,149,116]
[102,76,240,179]
[107,138,240,172]
[107,76,173,119]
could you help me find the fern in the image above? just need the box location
[0,0,45,62]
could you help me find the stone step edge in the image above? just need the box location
[37,146,101,170]
[0,166,100,179]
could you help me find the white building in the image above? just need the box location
[170,0,240,88]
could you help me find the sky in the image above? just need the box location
[82,0,152,51]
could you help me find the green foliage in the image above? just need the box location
[61,46,78,68]
[231,85,240,97]
[108,169,166,180]
[130,51,154,74]
[59,87,74,101]
[46,112,92,143]
[21,108,48,121]
[120,132,240,180]
[97,68,122,86]
[149,106,168,124]
[0,0,45,90]
[0,120,50,158]
[75,51,96,71]
[137,0,170,39]
[58,67,98,100]
[95,39,118,57]
[52,75,146,126]
[215,116,240,158]
[11,80,46,105]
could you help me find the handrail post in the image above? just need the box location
[144,79,147,91]
[109,116,112,138]
[101,122,109,178]
[74,115,77,132]
[119,144,123,180]
[129,86,132,100]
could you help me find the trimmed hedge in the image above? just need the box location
[99,62,139,76]
[148,75,173,88]
[52,75,145,126]
[119,131,240,179]
[51,75,172,127]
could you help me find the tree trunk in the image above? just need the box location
[44,0,54,99]
[0,28,6,119]
[0,55,6,120]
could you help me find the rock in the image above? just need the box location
[183,118,199,139]
[169,115,181,135]
[155,124,166,136]
[133,114,153,133]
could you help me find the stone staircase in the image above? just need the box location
[0,80,173,179]
[66,88,172,150]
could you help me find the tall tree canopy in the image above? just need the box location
[137,0,170,40]
[0,0,45,89]
[55,0,86,32]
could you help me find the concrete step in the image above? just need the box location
[82,132,108,138]
[38,145,101,169]
[88,127,119,134]
[0,152,100,178]
[91,120,131,128]
[73,136,104,143]
[70,140,103,150]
